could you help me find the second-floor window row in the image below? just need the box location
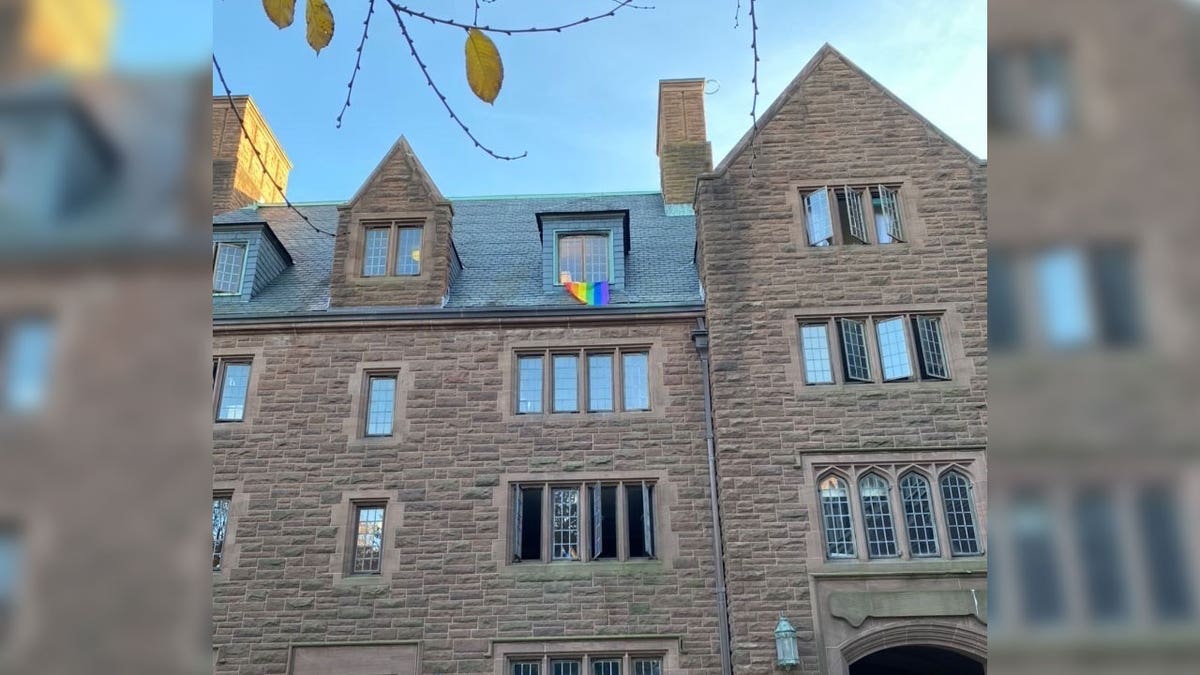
[800,314,950,386]
[517,348,650,414]
[512,480,656,563]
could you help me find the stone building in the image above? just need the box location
[212,45,987,675]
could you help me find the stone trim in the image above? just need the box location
[786,176,926,250]
[344,360,412,447]
[498,336,669,423]
[782,303,974,393]
[488,636,683,675]
[211,479,248,583]
[329,490,404,587]
[838,621,986,666]
[342,211,437,285]
[492,470,678,572]
[212,346,264,426]
[285,641,421,675]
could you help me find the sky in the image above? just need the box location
[209,0,986,202]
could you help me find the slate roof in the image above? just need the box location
[212,192,701,318]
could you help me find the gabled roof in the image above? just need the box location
[346,135,451,209]
[711,43,984,177]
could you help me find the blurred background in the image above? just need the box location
[0,0,1198,673]
[989,0,1200,673]
[0,1,210,674]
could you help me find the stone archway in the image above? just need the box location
[839,622,986,675]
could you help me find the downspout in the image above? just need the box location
[693,317,733,675]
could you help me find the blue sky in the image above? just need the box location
[211,0,985,202]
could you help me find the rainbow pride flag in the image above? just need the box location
[565,281,610,306]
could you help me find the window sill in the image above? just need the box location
[333,573,389,589]
[799,379,965,393]
[509,409,660,423]
[502,559,666,581]
[811,558,987,578]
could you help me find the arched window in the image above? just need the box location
[940,471,981,555]
[899,472,939,557]
[859,474,898,558]
[819,475,856,559]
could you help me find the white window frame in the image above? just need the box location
[799,183,907,247]
[212,242,248,296]
[555,232,611,285]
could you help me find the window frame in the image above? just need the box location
[363,372,399,437]
[211,241,249,296]
[212,491,233,572]
[797,313,952,386]
[349,501,387,576]
[1,315,55,414]
[509,479,658,564]
[797,183,908,248]
[939,469,983,557]
[818,473,858,560]
[212,356,253,422]
[554,232,612,285]
[507,653,665,675]
[358,219,425,278]
[514,347,652,415]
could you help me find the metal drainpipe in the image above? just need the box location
[693,317,733,675]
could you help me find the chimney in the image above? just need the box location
[656,79,712,209]
[211,95,292,214]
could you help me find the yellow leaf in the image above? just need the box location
[262,0,296,29]
[464,29,503,104]
[306,0,334,54]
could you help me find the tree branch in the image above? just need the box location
[336,0,376,129]
[386,0,636,36]
[389,5,527,160]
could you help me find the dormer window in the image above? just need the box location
[360,220,423,277]
[556,233,609,284]
[212,242,247,295]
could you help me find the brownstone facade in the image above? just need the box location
[213,43,986,675]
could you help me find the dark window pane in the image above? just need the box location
[595,485,618,560]
[513,663,541,675]
[1011,491,1066,623]
[352,505,385,574]
[838,319,871,382]
[988,250,1020,350]
[1074,488,1129,622]
[1138,486,1194,620]
[914,316,950,380]
[626,483,655,558]
[519,487,543,561]
[1090,245,1141,346]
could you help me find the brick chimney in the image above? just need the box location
[211,95,292,214]
[656,79,712,208]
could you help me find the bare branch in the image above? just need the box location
[213,54,336,236]
[748,0,761,175]
[386,0,636,36]
[389,4,527,161]
[336,0,376,129]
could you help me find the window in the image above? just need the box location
[940,471,981,556]
[1137,486,1193,620]
[212,494,231,571]
[801,314,951,385]
[801,184,905,247]
[365,374,397,436]
[515,348,651,414]
[351,504,385,575]
[213,357,251,422]
[989,44,1073,139]
[558,234,609,284]
[511,480,656,563]
[900,473,939,557]
[359,220,423,277]
[212,242,246,294]
[819,475,856,559]
[509,655,662,674]
[0,523,20,641]
[813,461,984,562]
[2,317,54,413]
[1074,488,1128,621]
[859,474,899,558]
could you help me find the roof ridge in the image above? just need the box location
[449,190,662,201]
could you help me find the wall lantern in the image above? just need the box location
[774,615,799,668]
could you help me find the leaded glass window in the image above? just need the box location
[365,375,396,436]
[800,324,833,384]
[551,487,581,560]
[633,658,662,675]
[804,188,833,246]
[553,355,579,412]
[558,234,609,283]
[914,316,949,380]
[396,227,423,275]
[839,319,871,382]
[875,317,914,381]
[860,474,899,558]
[513,663,541,675]
[517,355,544,413]
[551,661,581,675]
[352,504,385,574]
[362,228,389,276]
[587,354,614,412]
[621,352,650,411]
[212,242,246,294]
[820,475,856,559]
[940,471,981,555]
[900,473,939,557]
[212,496,231,571]
[872,185,905,243]
[592,659,621,675]
[216,361,251,421]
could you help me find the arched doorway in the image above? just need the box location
[850,645,985,675]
